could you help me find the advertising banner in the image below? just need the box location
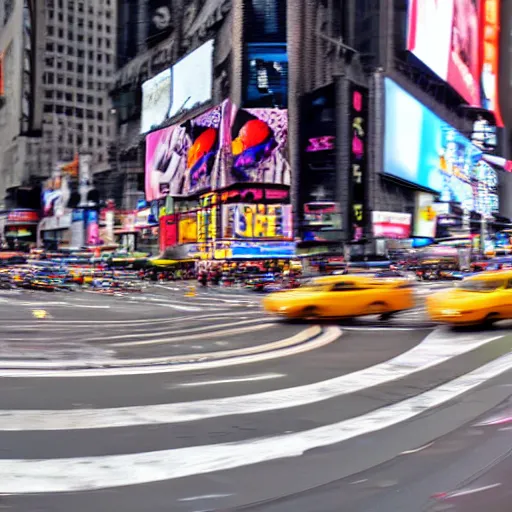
[372,212,412,239]
[384,79,498,213]
[225,105,291,188]
[6,209,39,225]
[85,210,99,246]
[178,212,198,244]
[480,0,503,126]
[407,0,480,106]
[145,103,226,200]
[159,214,178,253]
[141,68,172,134]
[222,204,292,239]
[414,192,437,238]
[301,83,337,205]
[212,241,295,259]
[42,175,71,217]
[146,0,174,49]
[348,83,369,242]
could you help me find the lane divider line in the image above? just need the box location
[0,329,506,428]
[108,323,276,348]
[0,326,330,377]
[1,348,512,493]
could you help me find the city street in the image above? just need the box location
[1,284,512,511]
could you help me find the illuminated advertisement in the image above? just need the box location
[372,212,412,239]
[141,68,172,134]
[348,83,369,242]
[42,175,71,217]
[384,79,494,212]
[168,40,213,119]
[159,214,178,252]
[222,204,292,239]
[145,103,225,200]
[407,0,480,105]
[414,192,437,238]
[481,0,503,126]
[85,210,99,246]
[302,202,342,243]
[214,241,295,259]
[197,207,218,242]
[178,212,198,244]
[223,105,291,188]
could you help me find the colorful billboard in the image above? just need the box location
[221,204,292,239]
[414,192,437,238]
[178,211,198,244]
[407,0,480,106]
[372,212,412,239]
[141,68,172,134]
[383,79,499,213]
[480,0,503,126]
[145,104,225,200]
[225,105,290,188]
[145,102,290,199]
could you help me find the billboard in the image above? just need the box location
[384,78,496,213]
[407,0,480,106]
[221,204,292,239]
[146,102,290,199]
[480,0,503,126]
[372,212,412,239]
[223,105,290,188]
[168,40,213,119]
[414,192,437,238]
[348,84,369,242]
[141,68,172,134]
[145,104,225,200]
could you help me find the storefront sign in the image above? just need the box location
[414,192,437,239]
[215,241,295,259]
[372,211,411,239]
[348,84,369,242]
[6,209,39,224]
[159,214,178,253]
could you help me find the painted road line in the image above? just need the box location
[0,328,504,429]
[2,350,512,493]
[108,323,277,348]
[0,326,333,377]
[5,310,263,327]
[175,373,286,388]
[88,318,275,342]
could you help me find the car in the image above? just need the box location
[426,270,512,325]
[262,275,415,320]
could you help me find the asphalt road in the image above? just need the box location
[1,282,512,511]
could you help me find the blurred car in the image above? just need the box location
[262,275,414,320]
[426,270,512,325]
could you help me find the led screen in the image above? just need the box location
[167,40,213,119]
[407,0,480,105]
[384,79,497,213]
[141,68,171,134]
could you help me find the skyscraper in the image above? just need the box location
[40,0,117,176]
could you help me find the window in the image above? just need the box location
[98,125,103,134]
[65,92,73,102]
[86,110,94,120]
[68,31,74,41]
[77,93,84,102]
[44,104,53,113]
[98,98,103,106]
[58,28,64,38]
[66,77,73,86]
[56,91,63,99]
[88,50,94,59]
[86,96,94,104]
[331,282,359,291]
[76,108,84,118]
[45,91,53,99]
[67,133,73,144]
[56,60,63,69]
[67,61,74,71]
[67,46,74,56]
[78,50,84,58]
[55,105,64,114]
[57,74,64,84]
[46,43,54,52]
[98,112,104,120]
[68,15,73,23]
[58,44,64,53]
[47,26,54,36]
[77,79,83,88]
[88,137,93,147]
[88,21,93,29]
[87,65,93,74]
[77,64,84,73]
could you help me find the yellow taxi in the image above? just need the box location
[262,275,415,320]
[426,270,512,325]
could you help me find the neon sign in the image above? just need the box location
[306,136,335,152]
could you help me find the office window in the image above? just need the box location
[56,91,63,99]
[58,28,64,38]
[77,80,83,88]
[67,61,74,71]
[58,44,64,53]
[86,96,94,104]
[86,110,94,120]
[66,77,73,86]
[76,108,84,118]
[77,64,84,73]
[44,104,53,113]
[77,93,84,102]
[57,74,64,84]
[45,91,53,99]
[46,43,54,52]
[65,92,73,102]
[88,137,93,147]
[47,26,54,36]
[87,65,93,74]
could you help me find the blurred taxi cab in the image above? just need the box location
[262,275,414,319]
[426,270,512,325]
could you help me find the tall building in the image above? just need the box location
[40,0,117,177]
[0,0,45,210]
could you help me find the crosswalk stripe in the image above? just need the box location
[2,349,512,494]
[0,328,504,430]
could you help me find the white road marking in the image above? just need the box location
[90,318,269,342]
[109,323,276,348]
[1,351,512,493]
[0,328,502,428]
[178,494,233,502]
[445,483,502,499]
[176,373,286,388]
[0,325,332,377]
[153,304,203,312]
[400,441,434,455]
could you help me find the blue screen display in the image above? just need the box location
[384,79,489,213]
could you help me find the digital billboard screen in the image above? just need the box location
[141,68,171,134]
[384,78,499,214]
[407,0,480,106]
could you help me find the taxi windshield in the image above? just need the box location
[458,279,505,292]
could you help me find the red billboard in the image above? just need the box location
[407,0,481,106]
